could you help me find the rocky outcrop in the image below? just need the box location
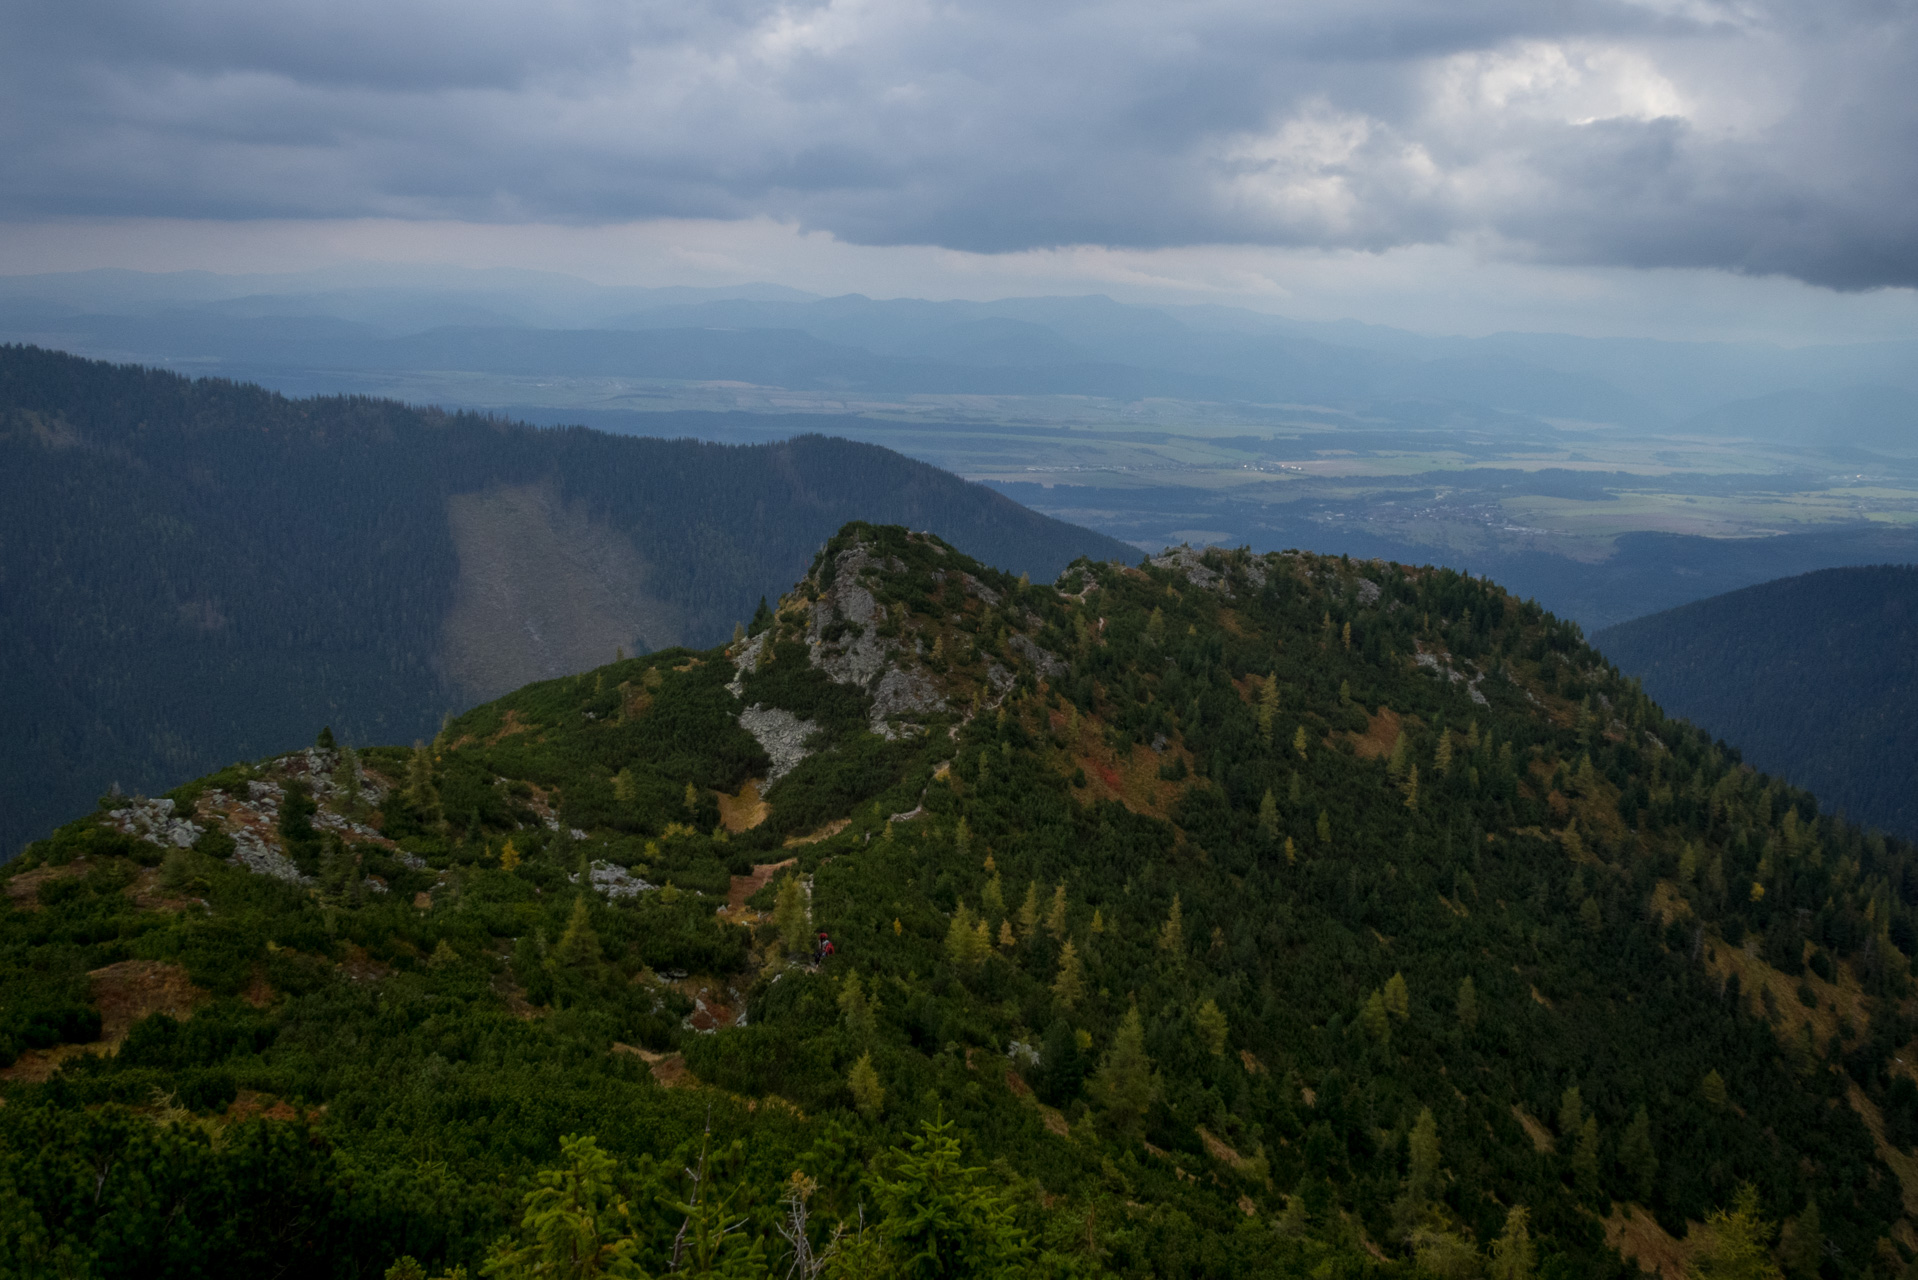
[104,797,202,849]
[804,544,950,738]
[738,705,820,782]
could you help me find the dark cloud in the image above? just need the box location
[3,0,1913,287]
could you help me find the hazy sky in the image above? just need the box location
[4,0,1915,341]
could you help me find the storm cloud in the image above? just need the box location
[5,0,1914,288]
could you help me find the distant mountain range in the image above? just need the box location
[0,345,1132,857]
[1595,565,1918,840]
[5,265,1917,435]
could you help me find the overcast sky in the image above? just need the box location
[4,0,1915,341]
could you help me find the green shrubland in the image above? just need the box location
[1,524,1913,1277]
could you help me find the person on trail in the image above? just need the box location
[814,931,835,963]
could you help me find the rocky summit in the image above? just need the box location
[4,521,1916,1279]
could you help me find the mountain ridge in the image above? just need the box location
[1595,565,1918,840]
[4,523,1915,1277]
[0,344,1134,859]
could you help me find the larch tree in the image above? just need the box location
[1383,972,1410,1020]
[554,895,602,972]
[1194,998,1228,1056]
[1572,1116,1601,1200]
[1051,940,1085,1009]
[1360,990,1392,1049]
[839,972,877,1044]
[1016,882,1040,941]
[1045,881,1069,939]
[1091,1007,1159,1136]
[1618,1105,1658,1202]
[849,1053,885,1119]
[981,872,1005,921]
[1406,1107,1440,1206]
[1257,790,1280,842]
[775,875,812,957]
[1689,1185,1782,1280]
[1488,1207,1536,1280]
[1259,675,1280,740]
[1159,896,1185,958]
[1558,1086,1584,1139]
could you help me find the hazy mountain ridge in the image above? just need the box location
[4,523,1916,1276]
[1595,565,1918,840]
[7,268,1918,435]
[0,345,1133,858]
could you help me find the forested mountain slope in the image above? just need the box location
[1594,566,1918,841]
[6,525,1918,1278]
[0,345,1132,859]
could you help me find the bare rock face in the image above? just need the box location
[804,545,950,739]
[738,705,820,782]
[104,797,202,849]
[1150,545,1224,593]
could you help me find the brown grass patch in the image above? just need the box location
[1053,707,1192,816]
[1346,706,1404,760]
[785,819,849,848]
[1511,1105,1555,1153]
[339,947,391,984]
[91,960,205,1042]
[1240,1049,1267,1075]
[4,860,89,912]
[1037,1105,1070,1137]
[1704,934,1866,1054]
[2,960,208,1083]
[126,866,206,914]
[1005,1068,1033,1097]
[225,1090,306,1123]
[1648,881,1693,928]
[1198,1126,1251,1172]
[490,708,538,744]
[1849,1084,1918,1218]
[716,779,770,833]
[616,1043,695,1088]
[725,859,795,917]
[1603,1203,1698,1280]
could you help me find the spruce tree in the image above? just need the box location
[1456,976,1479,1031]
